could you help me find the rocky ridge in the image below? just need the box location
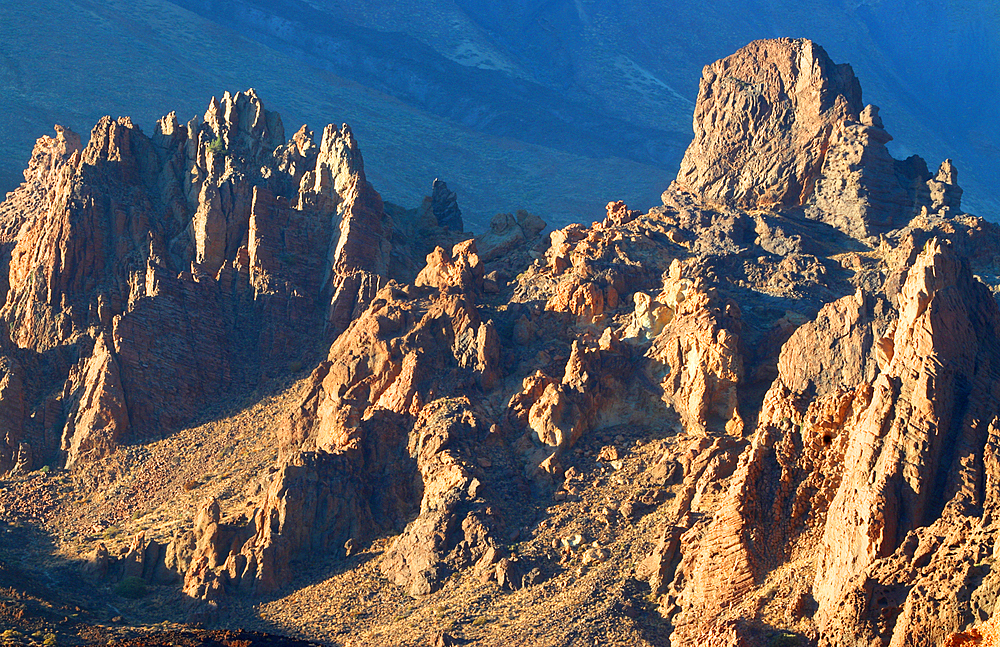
[1,38,999,647]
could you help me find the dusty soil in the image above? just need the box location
[0,368,713,646]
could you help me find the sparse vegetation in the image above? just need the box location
[769,631,803,647]
[114,576,148,599]
[207,136,226,155]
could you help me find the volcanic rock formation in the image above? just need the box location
[672,38,960,239]
[0,89,465,473]
[3,37,1000,647]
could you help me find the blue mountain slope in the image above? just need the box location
[1,0,996,229]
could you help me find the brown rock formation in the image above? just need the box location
[415,240,485,294]
[4,39,1000,647]
[166,267,510,596]
[814,239,1000,643]
[655,236,1000,645]
[380,398,503,596]
[60,334,130,468]
[672,38,962,239]
[946,616,1000,646]
[674,38,862,211]
[0,90,396,471]
[643,260,745,436]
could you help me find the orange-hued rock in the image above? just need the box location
[663,288,891,643]
[672,38,960,239]
[415,240,484,294]
[60,334,130,468]
[168,280,508,596]
[7,39,1000,647]
[380,399,502,596]
[945,616,1000,647]
[811,240,1000,644]
[0,351,28,474]
[659,237,1000,645]
[315,123,393,331]
[644,261,744,436]
[284,282,500,455]
[0,90,398,472]
[674,38,862,211]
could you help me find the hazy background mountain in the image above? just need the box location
[1,0,996,230]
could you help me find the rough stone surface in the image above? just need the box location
[431,179,463,232]
[673,38,862,211]
[3,40,1000,647]
[672,38,962,239]
[0,90,397,473]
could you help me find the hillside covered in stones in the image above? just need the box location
[1,38,1000,647]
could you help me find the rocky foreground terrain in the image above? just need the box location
[1,37,1000,646]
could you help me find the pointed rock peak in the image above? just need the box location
[860,104,884,129]
[927,158,963,212]
[83,115,144,165]
[205,95,222,125]
[320,123,360,157]
[292,124,316,157]
[198,89,284,153]
[52,124,82,150]
[431,178,464,232]
[673,37,863,210]
[21,124,82,186]
[314,123,367,199]
[156,111,181,137]
[936,159,959,185]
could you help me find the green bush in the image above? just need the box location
[768,632,802,647]
[114,576,147,599]
[207,136,226,155]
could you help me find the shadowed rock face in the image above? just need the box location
[0,89,409,470]
[431,179,464,233]
[4,38,1000,646]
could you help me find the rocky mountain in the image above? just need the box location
[2,0,997,233]
[178,0,1000,217]
[2,37,1000,647]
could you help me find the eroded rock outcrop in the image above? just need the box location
[643,260,744,437]
[0,90,396,471]
[654,238,1000,645]
[167,262,510,597]
[814,240,1000,644]
[4,38,1000,647]
[673,38,862,211]
[380,399,503,596]
[431,178,463,232]
[672,38,962,239]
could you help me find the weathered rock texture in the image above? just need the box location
[431,179,463,232]
[158,271,513,598]
[3,39,1000,647]
[674,38,862,211]
[0,90,396,471]
[673,38,960,239]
